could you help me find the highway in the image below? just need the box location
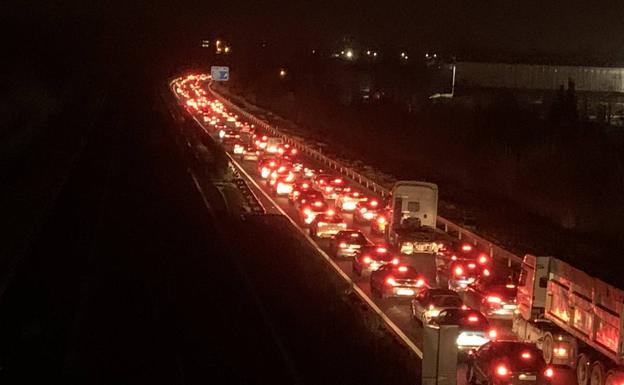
[173,76,576,384]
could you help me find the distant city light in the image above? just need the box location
[224,46,231,53]
[345,49,354,59]
[279,68,287,77]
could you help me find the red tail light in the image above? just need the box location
[454,266,464,276]
[386,277,397,286]
[398,266,408,272]
[370,200,378,206]
[363,256,372,264]
[313,201,323,207]
[376,247,387,253]
[468,263,476,269]
[544,367,555,378]
[495,365,510,377]
[521,352,531,359]
[478,254,488,264]
[461,244,472,251]
[391,258,399,265]
[339,242,347,248]
[415,279,425,287]
[483,268,491,276]
[488,329,498,339]
[377,216,386,224]
[326,209,335,216]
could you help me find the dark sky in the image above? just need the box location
[6,0,624,62]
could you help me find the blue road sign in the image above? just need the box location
[211,66,229,81]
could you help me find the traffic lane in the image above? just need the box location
[203,98,580,385]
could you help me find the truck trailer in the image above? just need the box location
[512,254,624,385]
[385,181,450,254]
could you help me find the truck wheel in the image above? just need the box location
[590,361,606,385]
[542,333,553,364]
[577,353,591,385]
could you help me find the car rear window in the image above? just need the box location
[432,296,463,307]
[487,285,517,300]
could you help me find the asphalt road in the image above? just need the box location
[193,88,577,385]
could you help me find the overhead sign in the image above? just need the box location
[211,66,229,81]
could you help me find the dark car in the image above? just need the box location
[464,276,518,319]
[430,308,496,352]
[447,260,489,292]
[353,198,382,224]
[466,341,555,385]
[353,245,398,276]
[370,265,427,299]
[330,230,370,258]
[411,288,464,323]
[309,211,347,238]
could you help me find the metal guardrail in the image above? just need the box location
[209,85,523,267]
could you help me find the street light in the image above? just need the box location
[345,49,354,59]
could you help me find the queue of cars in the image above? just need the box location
[174,74,556,383]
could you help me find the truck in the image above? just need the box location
[512,254,624,385]
[385,181,449,254]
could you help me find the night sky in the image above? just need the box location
[6,0,624,64]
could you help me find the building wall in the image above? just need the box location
[455,62,624,93]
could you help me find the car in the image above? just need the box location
[430,308,497,352]
[258,158,281,179]
[254,134,269,150]
[466,341,555,385]
[265,137,284,154]
[299,199,329,225]
[242,145,260,161]
[268,173,297,196]
[267,162,294,184]
[447,260,489,292]
[335,189,367,212]
[321,177,347,201]
[464,276,518,319]
[313,173,334,189]
[370,264,427,299]
[219,128,240,141]
[288,180,316,204]
[329,230,370,258]
[309,211,347,238]
[436,242,490,276]
[352,245,399,276]
[353,198,382,224]
[411,288,464,323]
[232,140,246,156]
[370,208,390,235]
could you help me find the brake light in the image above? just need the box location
[521,352,531,359]
[398,266,408,272]
[495,365,510,377]
[487,296,502,304]
[468,315,479,323]
[391,258,399,265]
[327,209,335,216]
[461,305,468,310]
[339,242,347,248]
[454,266,464,276]
[544,367,555,378]
[377,216,386,224]
[386,277,397,286]
[363,256,372,264]
[303,208,312,215]
[317,222,328,227]
[334,178,342,184]
[360,207,367,213]
[462,244,472,251]
[302,183,309,188]
[415,279,425,287]
[488,329,497,339]
[269,161,276,167]
[468,263,476,269]
[277,166,286,172]
[370,200,378,206]
[506,284,516,288]
[553,346,568,357]
[451,255,457,261]
[479,254,488,264]
[483,268,491,276]
[313,201,323,207]
[325,186,333,192]
[376,247,387,253]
